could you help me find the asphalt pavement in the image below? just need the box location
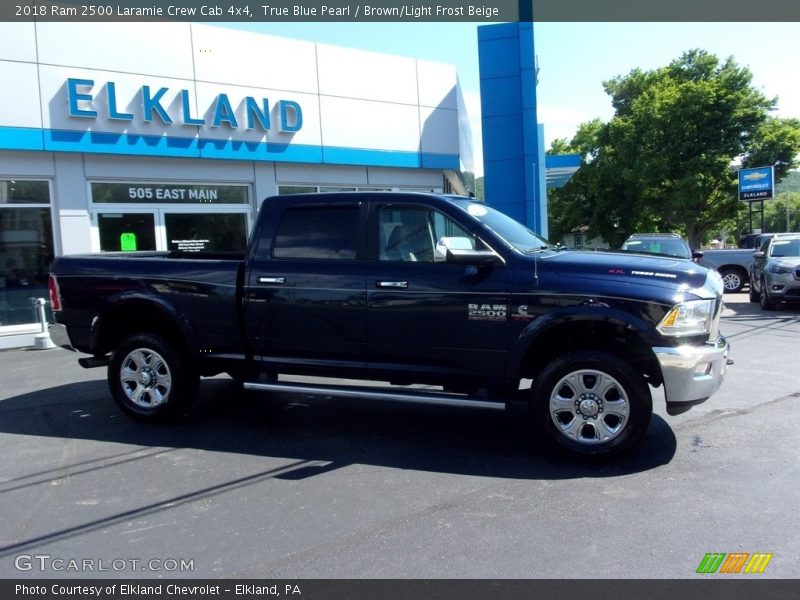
[0,296,798,579]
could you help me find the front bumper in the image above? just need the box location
[763,273,800,300]
[653,336,730,415]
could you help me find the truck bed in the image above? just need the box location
[53,252,245,360]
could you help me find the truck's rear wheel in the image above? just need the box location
[108,333,198,420]
[531,351,652,457]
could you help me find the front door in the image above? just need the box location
[366,203,512,381]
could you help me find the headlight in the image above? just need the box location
[657,299,714,337]
[768,264,792,274]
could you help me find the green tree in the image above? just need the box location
[742,118,800,180]
[546,121,628,244]
[775,170,800,194]
[764,191,800,232]
[550,49,800,249]
[474,176,484,200]
[461,171,476,196]
[547,138,574,155]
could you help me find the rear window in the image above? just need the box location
[272,206,359,260]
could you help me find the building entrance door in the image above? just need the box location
[97,212,157,252]
[94,209,249,253]
[91,182,252,253]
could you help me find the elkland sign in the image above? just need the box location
[66,78,304,133]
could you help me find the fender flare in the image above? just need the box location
[506,304,661,381]
[89,290,198,357]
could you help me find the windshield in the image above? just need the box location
[769,238,800,258]
[621,238,689,259]
[450,199,550,252]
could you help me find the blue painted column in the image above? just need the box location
[478,23,543,234]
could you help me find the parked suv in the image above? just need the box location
[749,233,800,310]
[621,233,703,261]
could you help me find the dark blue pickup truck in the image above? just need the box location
[50,192,730,458]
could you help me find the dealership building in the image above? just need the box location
[0,21,477,347]
[0,21,574,348]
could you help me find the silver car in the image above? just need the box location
[749,234,800,310]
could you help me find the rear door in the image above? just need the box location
[244,196,368,366]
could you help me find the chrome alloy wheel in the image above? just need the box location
[548,369,630,445]
[721,271,742,293]
[119,347,173,409]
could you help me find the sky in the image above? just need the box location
[221,22,800,177]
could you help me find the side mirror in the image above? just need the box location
[691,250,704,260]
[753,250,766,259]
[446,248,504,266]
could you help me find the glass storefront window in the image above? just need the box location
[165,213,248,253]
[90,181,252,254]
[278,186,392,195]
[278,186,317,195]
[92,182,248,204]
[0,180,50,204]
[0,179,53,326]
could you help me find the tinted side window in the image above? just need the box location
[273,206,359,260]
[378,207,436,262]
[378,206,486,262]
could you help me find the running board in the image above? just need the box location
[243,380,506,411]
[78,355,110,369]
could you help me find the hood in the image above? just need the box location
[538,250,713,293]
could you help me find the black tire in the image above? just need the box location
[719,268,745,294]
[748,279,760,303]
[759,277,776,311]
[108,333,199,421]
[530,351,652,458]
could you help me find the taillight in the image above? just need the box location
[48,273,62,312]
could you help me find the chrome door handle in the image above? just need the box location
[258,276,286,285]
[377,281,408,289]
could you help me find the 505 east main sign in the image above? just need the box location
[66,78,303,133]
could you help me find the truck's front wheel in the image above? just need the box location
[108,333,198,420]
[531,351,652,457]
